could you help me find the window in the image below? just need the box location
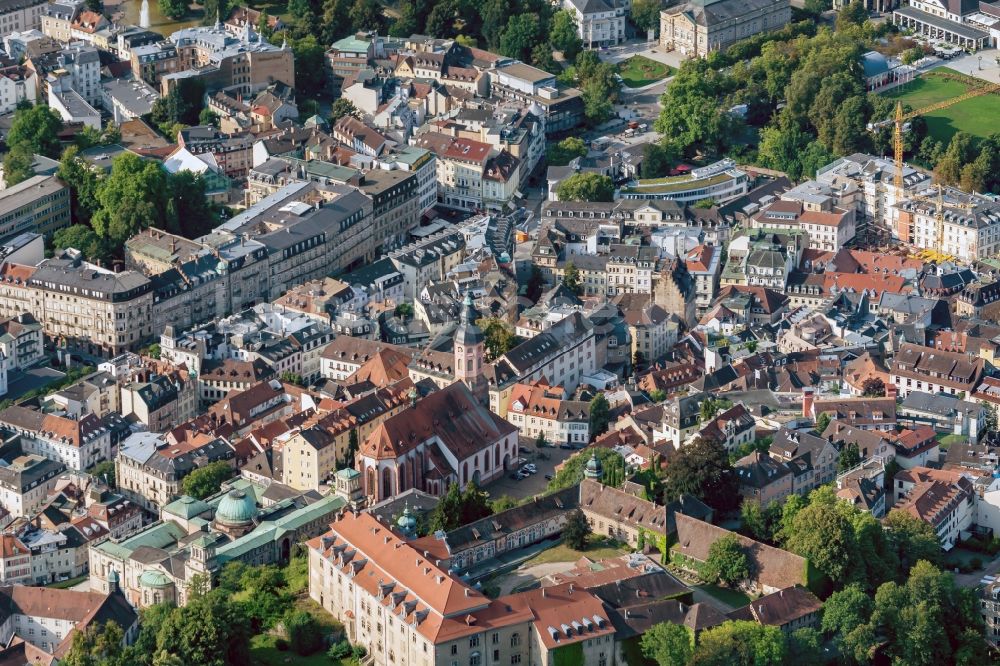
[469,635,479,648]
[451,646,458,656]
[510,633,520,647]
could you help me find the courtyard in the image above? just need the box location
[881,67,1000,143]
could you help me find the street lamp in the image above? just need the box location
[979,55,983,70]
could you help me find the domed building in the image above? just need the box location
[213,488,259,537]
[584,452,603,481]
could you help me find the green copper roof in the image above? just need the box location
[162,495,211,520]
[216,489,258,525]
[139,570,172,588]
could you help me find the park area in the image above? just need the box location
[616,55,675,88]
[881,68,1000,143]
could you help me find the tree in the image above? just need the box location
[480,318,519,361]
[500,14,541,61]
[547,136,588,167]
[168,171,218,238]
[837,442,860,472]
[84,0,102,11]
[58,147,102,226]
[837,561,990,666]
[289,35,327,102]
[89,460,117,488]
[320,0,353,43]
[589,393,611,437]
[701,534,750,587]
[531,43,560,75]
[329,98,359,124]
[640,622,693,666]
[390,0,420,36]
[425,0,458,37]
[159,0,188,20]
[836,0,868,30]
[155,586,249,666]
[786,627,823,663]
[549,10,582,61]
[2,144,35,187]
[395,302,413,318]
[648,389,667,403]
[562,261,582,295]
[784,491,862,584]
[199,108,220,127]
[547,447,625,491]
[664,437,739,511]
[883,509,942,575]
[62,621,127,666]
[349,0,386,30]
[690,620,785,666]
[630,0,662,33]
[526,265,545,303]
[814,412,831,435]
[490,495,518,512]
[861,377,886,397]
[6,103,64,158]
[641,143,676,179]
[427,482,493,533]
[740,499,782,544]
[699,397,724,422]
[284,610,324,656]
[563,508,590,549]
[555,173,614,202]
[181,460,235,499]
[91,153,171,247]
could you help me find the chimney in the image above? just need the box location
[541,588,547,598]
[802,387,814,420]
[886,383,897,400]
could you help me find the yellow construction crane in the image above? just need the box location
[872,81,1000,250]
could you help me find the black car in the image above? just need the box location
[544,474,553,481]
[559,444,574,450]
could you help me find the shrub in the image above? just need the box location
[275,638,289,651]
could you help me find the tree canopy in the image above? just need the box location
[555,173,614,202]
[663,436,739,511]
[181,461,236,499]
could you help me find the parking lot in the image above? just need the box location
[485,443,578,500]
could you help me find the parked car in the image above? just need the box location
[544,474,553,481]
[559,444,574,450]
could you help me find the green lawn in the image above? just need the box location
[881,68,1000,143]
[935,433,966,450]
[695,584,752,609]
[46,574,88,590]
[616,56,675,88]
[250,634,355,666]
[522,536,630,566]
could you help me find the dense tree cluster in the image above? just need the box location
[822,561,989,665]
[555,173,615,202]
[55,150,220,260]
[740,486,941,595]
[547,446,626,491]
[427,481,493,533]
[663,436,739,511]
[181,460,236,499]
[2,102,64,186]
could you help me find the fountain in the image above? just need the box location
[139,0,150,29]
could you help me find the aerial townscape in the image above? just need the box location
[4,0,1000,663]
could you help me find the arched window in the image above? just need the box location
[510,633,520,647]
[382,468,392,499]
